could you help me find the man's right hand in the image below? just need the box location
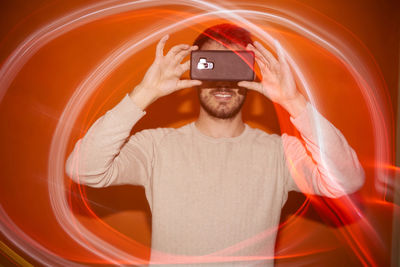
[129,34,202,110]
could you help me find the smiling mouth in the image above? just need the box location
[214,93,232,98]
[212,89,234,100]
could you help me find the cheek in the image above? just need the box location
[199,90,212,100]
[233,95,246,106]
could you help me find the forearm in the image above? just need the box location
[129,84,158,110]
[283,103,365,197]
[280,93,307,119]
[65,95,146,187]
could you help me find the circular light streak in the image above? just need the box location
[0,0,393,266]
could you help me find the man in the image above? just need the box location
[66,24,365,266]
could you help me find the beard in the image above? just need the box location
[197,86,247,119]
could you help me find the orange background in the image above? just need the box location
[0,0,398,266]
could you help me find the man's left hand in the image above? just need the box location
[238,40,307,118]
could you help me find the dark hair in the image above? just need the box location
[193,23,253,49]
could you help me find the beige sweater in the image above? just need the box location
[66,95,364,266]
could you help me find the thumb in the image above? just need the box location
[176,79,202,90]
[238,81,263,93]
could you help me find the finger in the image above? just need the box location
[174,45,198,64]
[176,60,190,76]
[253,41,278,67]
[254,56,267,71]
[247,44,267,67]
[156,34,169,59]
[274,40,290,73]
[248,44,276,74]
[237,81,263,93]
[166,44,191,59]
[176,79,202,90]
[255,57,277,81]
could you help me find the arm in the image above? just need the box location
[66,96,152,187]
[239,40,365,198]
[65,35,201,187]
[281,103,365,197]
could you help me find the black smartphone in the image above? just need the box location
[190,50,255,81]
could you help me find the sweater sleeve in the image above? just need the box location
[65,94,160,188]
[281,103,365,198]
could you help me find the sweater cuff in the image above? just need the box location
[107,94,147,127]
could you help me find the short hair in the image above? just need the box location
[193,23,253,49]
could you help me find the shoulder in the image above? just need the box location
[129,123,191,145]
[245,124,282,146]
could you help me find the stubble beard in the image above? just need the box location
[198,88,247,119]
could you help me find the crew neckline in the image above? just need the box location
[190,122,250,143]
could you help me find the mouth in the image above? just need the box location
[212,89,234,100]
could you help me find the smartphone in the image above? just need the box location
[190,50,255,81]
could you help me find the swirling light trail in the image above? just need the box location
[0,0,395,266]
[48,7,390,266]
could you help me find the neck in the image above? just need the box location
[194,108,245,138]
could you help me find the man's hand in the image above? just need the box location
[129,35,202,110]
[238,41,307,118]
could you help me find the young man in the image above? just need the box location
[66,24,365,266]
